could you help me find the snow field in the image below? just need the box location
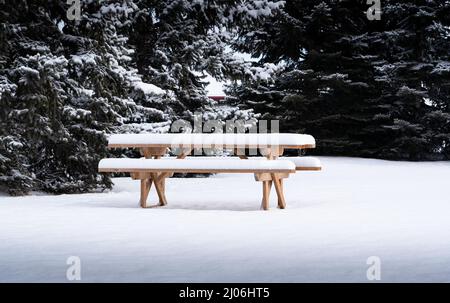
[0,157,449,282]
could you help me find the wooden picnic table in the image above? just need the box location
[103,133,319,210]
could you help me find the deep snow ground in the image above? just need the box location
[0,157,449,282]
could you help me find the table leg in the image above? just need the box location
[261,180,271,210]
[271,174,286,209]
[151,173,167,206]
[279,179,285,208]
[158,176,167,206]
[138,150,170,207]
[140,178,152,208]
[266,148,287,209]
[161,176,166,193]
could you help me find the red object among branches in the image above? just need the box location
[208,95,225,101]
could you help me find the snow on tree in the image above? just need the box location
[229,0,450,160]
[0,0,284,195]
[0,0,167,194]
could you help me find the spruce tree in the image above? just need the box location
[367,1,450,159]
[0,0,284,195]
[0,0,166,194]
[130,0,285,121]
[230,0,450,160]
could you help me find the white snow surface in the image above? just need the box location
[99,158,296,171]
[108,133,316,147]
[1,157,450,282]
[133,81,165,95]
[155,156,322,169]
[280,156,321,168]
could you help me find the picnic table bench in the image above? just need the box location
[98,133,321,210]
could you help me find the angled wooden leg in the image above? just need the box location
[157,177,168,206]
[279,179,285,208]
[151,173,167,206]
[261,180,271,210]
[140,178,152,208]
[271,174,286,209]
[161,176,166,193]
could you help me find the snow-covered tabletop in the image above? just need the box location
[108,133,316,149]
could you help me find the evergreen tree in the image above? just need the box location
[130,0,285,121]
[367,1,450,159]
[230,0,450,160]
[0,0,166,195]
[0,0,284,195]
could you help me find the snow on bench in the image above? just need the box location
[156,156,322,171]
[280,157,321,171]
[98,158,296,174]
[107,133,316,149]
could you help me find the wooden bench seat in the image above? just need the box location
[155,156,322,171]
[279,157,322,171]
